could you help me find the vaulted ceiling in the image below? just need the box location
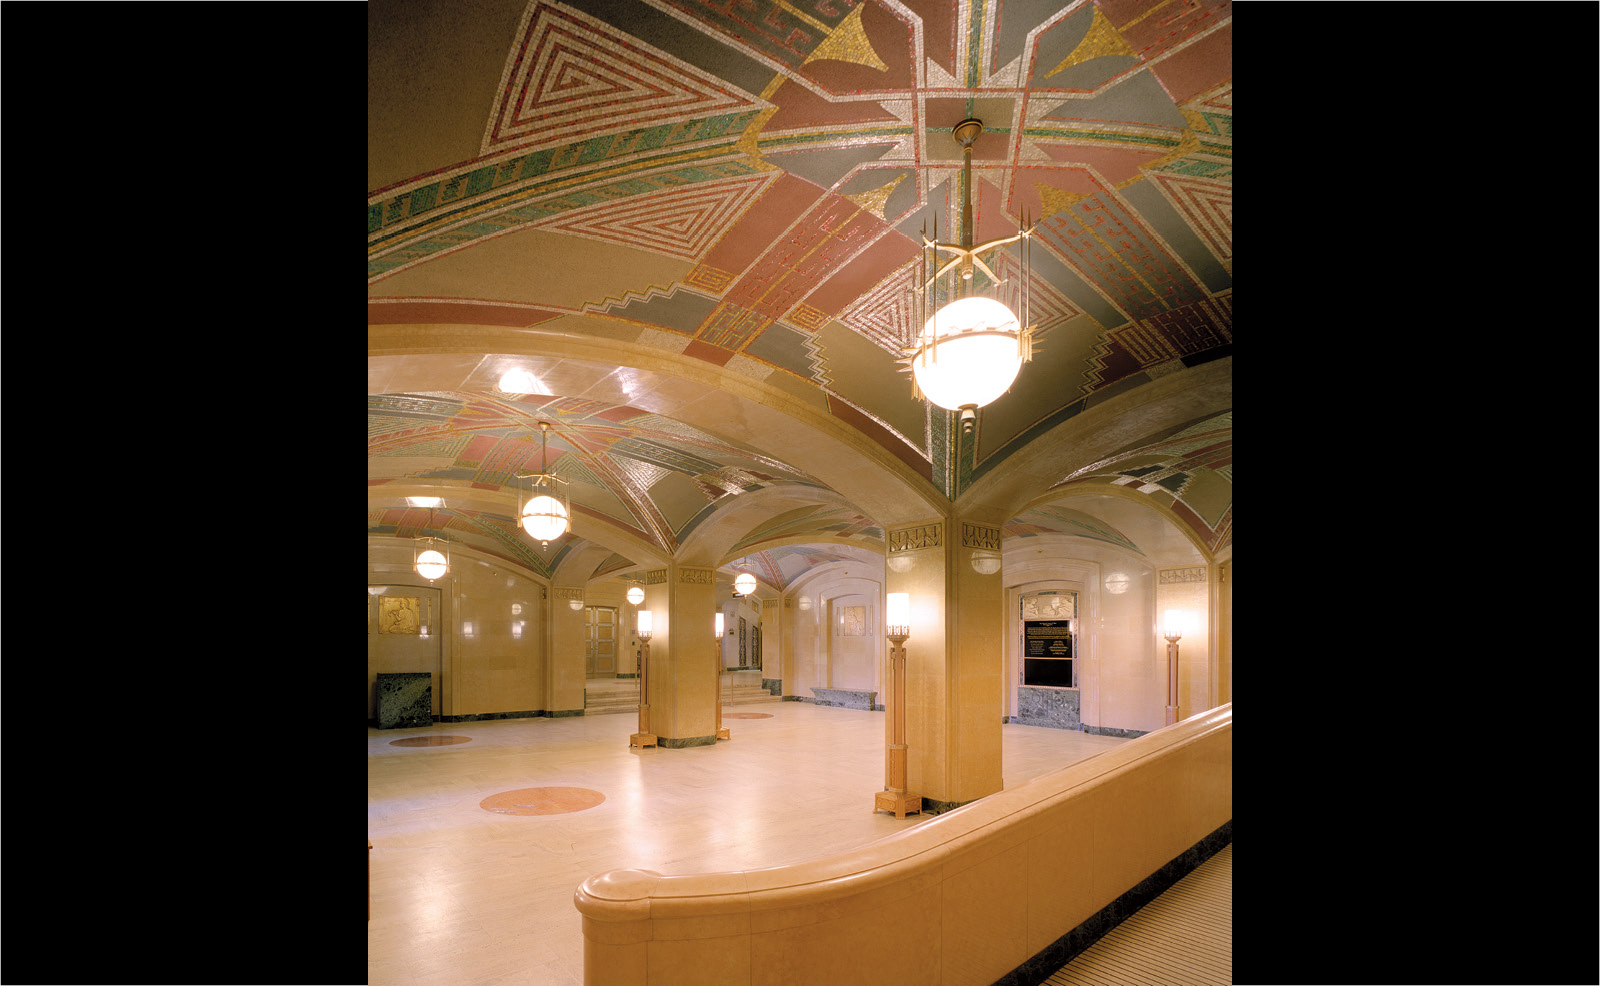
[368,0,1232,591]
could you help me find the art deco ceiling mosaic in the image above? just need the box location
[369,0,1232,586]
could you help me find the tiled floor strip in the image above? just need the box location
[1043,843,1232,986]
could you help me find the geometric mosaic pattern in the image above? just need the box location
[370,0,1234,578]
[368,391,830,565]
[482,2,769,157]
[1049,412,1232,554]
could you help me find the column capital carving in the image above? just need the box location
[644,568,668,585]
[677,566,715,585]
[1158,567,1208,584]
[959,522,1001,551]
[552,586,584,600]
[887,521,943,553]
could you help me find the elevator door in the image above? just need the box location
[586,606,617,678]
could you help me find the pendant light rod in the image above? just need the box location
[902,119,1039,434]
[919,120,1031,293]
[516,419,571,548]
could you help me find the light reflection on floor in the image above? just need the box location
[368,702,1131,986]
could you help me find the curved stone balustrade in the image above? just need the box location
[574,704,1232,986]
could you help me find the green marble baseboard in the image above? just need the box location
[657,734,717,749]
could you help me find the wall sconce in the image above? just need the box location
[875,592,921,819]
[631,611,656,749]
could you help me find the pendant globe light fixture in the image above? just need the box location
[731,556,757,597]
[904,119,1038,434]
[517,421,570,549]
[413,505,450,581]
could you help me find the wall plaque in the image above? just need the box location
[378,596,421,634]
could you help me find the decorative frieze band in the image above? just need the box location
[960,522,1001,551]
[678,566,715,585]
[887,521,943,553]
[644,569,667,585]
[553,586,584,600]
[1158,567,1208,584]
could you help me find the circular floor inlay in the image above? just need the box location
[723,713,773,719]
[390,735,473,747]
[480,787,606,816]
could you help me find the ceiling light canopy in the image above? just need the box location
[904,119,1037,433]
[498,368,540,394]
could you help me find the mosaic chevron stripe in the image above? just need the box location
[1151,172,1232,265]
[532,172,775,261]
[483,2,769,156]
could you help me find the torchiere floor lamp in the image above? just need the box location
[874,592,921,819]
[630,610,658,748]
[715,612,730,740]
[1163,609,1183,726]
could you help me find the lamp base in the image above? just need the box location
[874,790,923,819]
[630,732,658,748]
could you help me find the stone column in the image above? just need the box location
[641,565,721,748]
[549,587,587,716]
[884,515,1005,811]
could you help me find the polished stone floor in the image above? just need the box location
[367,701,1132,986]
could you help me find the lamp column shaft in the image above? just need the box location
[715,638,730,740]
[1165,639,1180,726]
[631,639,658,748]
[887,638,908,790]
[875,635,920,819]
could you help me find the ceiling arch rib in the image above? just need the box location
[370,0,1233,589]
[368,335,948,528]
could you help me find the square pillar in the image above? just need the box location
[549,587,587,715]
[884,517,1004,810]
[640,565,720,749]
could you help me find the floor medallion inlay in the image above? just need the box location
[479,786,606,816]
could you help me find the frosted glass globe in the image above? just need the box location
[415,549,448,580]
[626,586,644,605]
[521,494,569,541]
[734,572,757,595]
[912,296,1023,411]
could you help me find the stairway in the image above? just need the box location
[721,668,781,707]
[583,670,778,715]
[583,677,641,715]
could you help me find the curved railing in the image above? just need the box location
[575,703,1231,986]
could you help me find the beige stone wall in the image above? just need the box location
[368,537,549,719]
